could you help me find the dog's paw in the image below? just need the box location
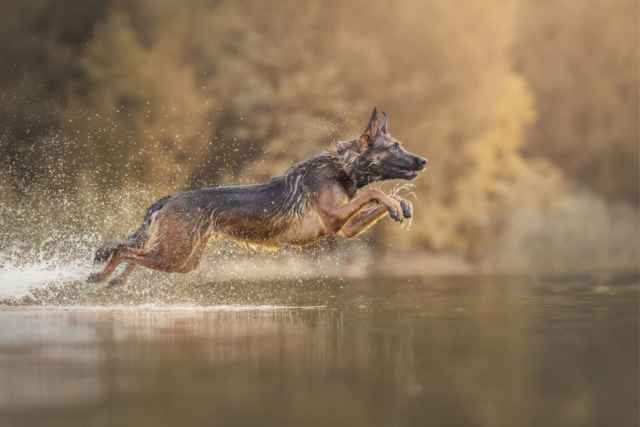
[400,199,413,219]
[86,272,105,284]
[385,195,406,223]
[388,205,403,222]
[107,277,126,288]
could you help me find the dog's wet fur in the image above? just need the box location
[88,108,427,287]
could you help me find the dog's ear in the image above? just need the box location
[363,107,382,138]
[381,112,390,134]
[359,107,382,150]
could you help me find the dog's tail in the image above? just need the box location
[93,194,172,264]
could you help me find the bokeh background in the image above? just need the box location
[0,0,637,274]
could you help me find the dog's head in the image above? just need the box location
[336,107,427,186]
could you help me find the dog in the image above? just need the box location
[88,107,427,286]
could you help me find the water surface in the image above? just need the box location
[0,274,637,427]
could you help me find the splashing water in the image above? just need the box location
[0,185,371,305]
[0,258,92,300]
[0,186,137,302]
[0,228,99,300]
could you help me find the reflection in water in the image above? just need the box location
[0,274,637,427]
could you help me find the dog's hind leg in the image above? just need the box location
[88,246,174,284]
[87,248,128,283]
[89,236,147,284]
[89,218,153,284]
[118,241,207,274]
[106,263,137,288]
[118,248,185,272]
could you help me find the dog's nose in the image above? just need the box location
[415,156,427,170]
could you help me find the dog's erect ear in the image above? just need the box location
[359,107,382,150]
[381,112,390,134]
[363,107,382,138]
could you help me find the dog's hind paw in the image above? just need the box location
[86,272,105,283]
[107,277,127,288]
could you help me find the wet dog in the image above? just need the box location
[88,107,427,286]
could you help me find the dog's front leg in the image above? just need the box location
[338,203,388,237]
[319,187,404,233]
[339,198,412,238]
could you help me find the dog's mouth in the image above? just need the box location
[404,170,419,180]
[386,166,420,180]
[379,156,427,181]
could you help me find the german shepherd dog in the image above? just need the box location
[88,108,427,286]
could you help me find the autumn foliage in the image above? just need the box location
[0,0,636,271]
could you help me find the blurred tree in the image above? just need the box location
[0,0,107,190]
[183,0,556,257]
[516,0,638,204]
[63,3,213,191]
[2,0,632,264]
[188,0,371,185]
[330,0,555,257]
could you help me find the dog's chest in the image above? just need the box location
[275,208,329,246]
[276,186,352,245]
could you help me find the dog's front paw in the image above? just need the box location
[388,208,402,222]
[400,199,413,219]
[86,272,105,283]
[387,202,403,222]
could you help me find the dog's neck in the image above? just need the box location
[332,139,378,190]
[349,160,378,189]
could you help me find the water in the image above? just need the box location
[0,260,91,300]
[0,274,637,427]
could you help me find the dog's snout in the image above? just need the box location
[415,156,427,170]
